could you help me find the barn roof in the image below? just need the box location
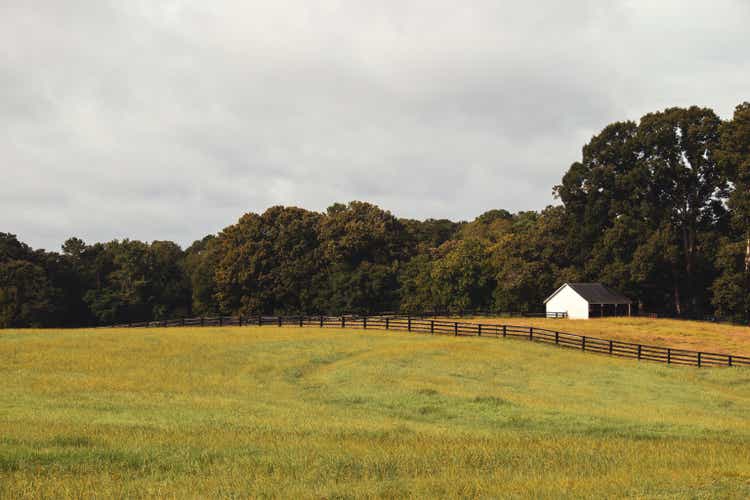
[544,283,632,305]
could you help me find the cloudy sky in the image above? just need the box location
[2,1,749,251]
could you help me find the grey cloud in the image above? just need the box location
[1,0,749,250]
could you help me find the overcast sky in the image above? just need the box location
[2,1,749,251]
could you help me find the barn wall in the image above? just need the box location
[546,285,589,319]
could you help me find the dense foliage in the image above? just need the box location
[3,103,749,327]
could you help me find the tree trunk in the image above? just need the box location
[674,283,682,316]
[745,234,750,274]
[682,224,696,314]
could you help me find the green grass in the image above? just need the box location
[1,326,749,498]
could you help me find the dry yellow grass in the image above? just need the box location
[1,325,749,498]
[446,316,750,356]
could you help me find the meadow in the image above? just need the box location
[451,316,750,356]
[1,325,749,498]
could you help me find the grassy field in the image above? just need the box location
[448,316,750,356]
[1,326,749,498]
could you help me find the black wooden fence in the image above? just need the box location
[384,310,568,319]
[109,314,749,368]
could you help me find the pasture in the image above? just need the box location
[451,316,750,356]
[1,325,749,498]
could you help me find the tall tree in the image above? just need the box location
[429,239,494,313]
[397,253,436,313]
[214,206,322,315]
[0,259,59,328]
[0,233,33,262]
[712,102,750,321]
[184,235,220,316]
[149,241,191,319]
[81,239,190,324]
[491,208,578,312]
[0,233,63,327]
[720,103,750,272]
[555,121,643,264]
[555,107,727,316]
[316,202,413,313]
[637,107,727,314]
[401,218,461,248]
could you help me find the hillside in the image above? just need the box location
[449,316,750,356]
[1,326,749,498]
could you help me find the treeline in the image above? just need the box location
[2,103,749,327]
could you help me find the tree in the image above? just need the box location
[554,121,643,264]
[149,241,191,319]
[0,233,33,262]
[0,260,59,328]
[637,107,727,314]
[83,240,150,323]
[81,239,190,324]
[459,209,514,243]
[713,102,750,322]
[555,107,727,316]
[398,253,437,313]
[401,218,461,249]
[491,208,578,312]
[184,235,220,316]
[429,239,493,313]
[214,206,322,315]
[0,234,68,327]
[711,240,749,322]
[315,202,413,313]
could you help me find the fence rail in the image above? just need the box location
[383,310,568,319]
[109,314,750,368]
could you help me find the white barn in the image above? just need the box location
[544,283,632,320]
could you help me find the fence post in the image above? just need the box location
[201,316,205,327]
[219,316,223,327]
[320,315,324,328]
[408,317,412,332]
[363,316,367,329]
[238,316,242,327]
[386,318,390,330]
[637,344,642,360]
[582,336,586,351]
[502,325,507,338]
[181,318,185,327]
[728,355,733,367]
[454,322,458,336]
[430,320,434,335]
[555,331,560,344]
[609,340,613,354]
[529,327,533,341]
[697,352,702,368]
[258,315,262,326]
[299,315,303,327]
[667,348,671,364]
[341,316,345,328]
[278,316,282,327]
[478,324,482,337]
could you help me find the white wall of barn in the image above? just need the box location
[545,285,589,319]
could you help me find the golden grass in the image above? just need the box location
[446,316,750,356]
[1,326,749,498]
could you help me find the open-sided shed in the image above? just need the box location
[544,283,632,319]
